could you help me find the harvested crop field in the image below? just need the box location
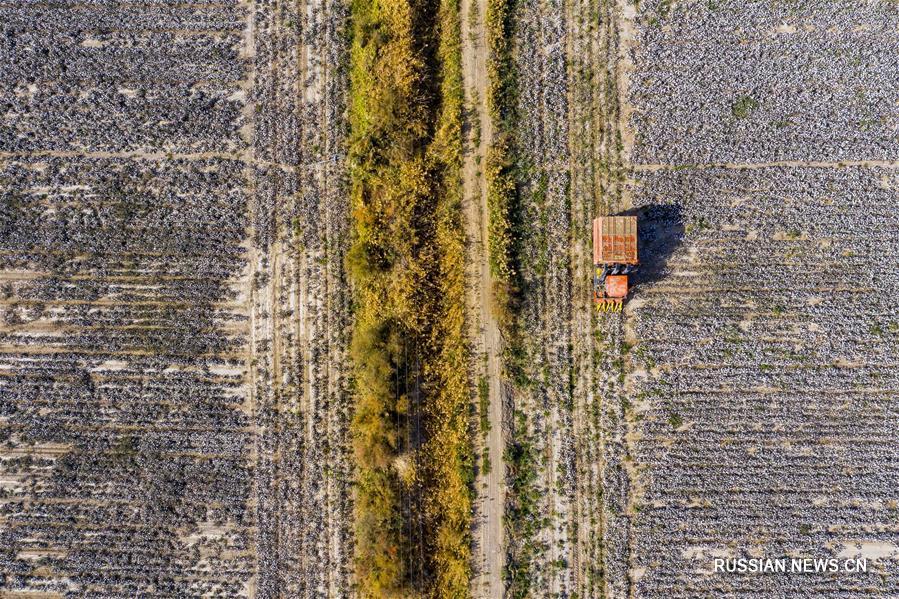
[602,0,899,597]
[0,0,352,595]
[499,0,899,598]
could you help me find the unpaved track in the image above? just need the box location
[591,4,637,597]
[460,0,504,593]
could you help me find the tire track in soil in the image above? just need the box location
[509,0,575,590]
[293,0,353,591]
[249,0,351,592]
[567,0,638,597]
[565,0,602,590]
[598,3,639,598]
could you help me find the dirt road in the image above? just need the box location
[460,0,505,594]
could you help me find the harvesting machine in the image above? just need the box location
[593,216,638,311]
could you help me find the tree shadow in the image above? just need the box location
[617,203,685,289]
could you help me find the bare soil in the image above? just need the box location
[460,0,505,593]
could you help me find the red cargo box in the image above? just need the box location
[593,216,638,265]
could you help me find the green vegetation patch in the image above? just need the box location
[347,0,472,592]
[732,95,760,119]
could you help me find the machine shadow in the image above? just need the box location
[618,203,684,289]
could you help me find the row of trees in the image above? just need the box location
[347,0,472,593]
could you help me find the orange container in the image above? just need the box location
[593,217,638,265]
[605,275,629,298]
